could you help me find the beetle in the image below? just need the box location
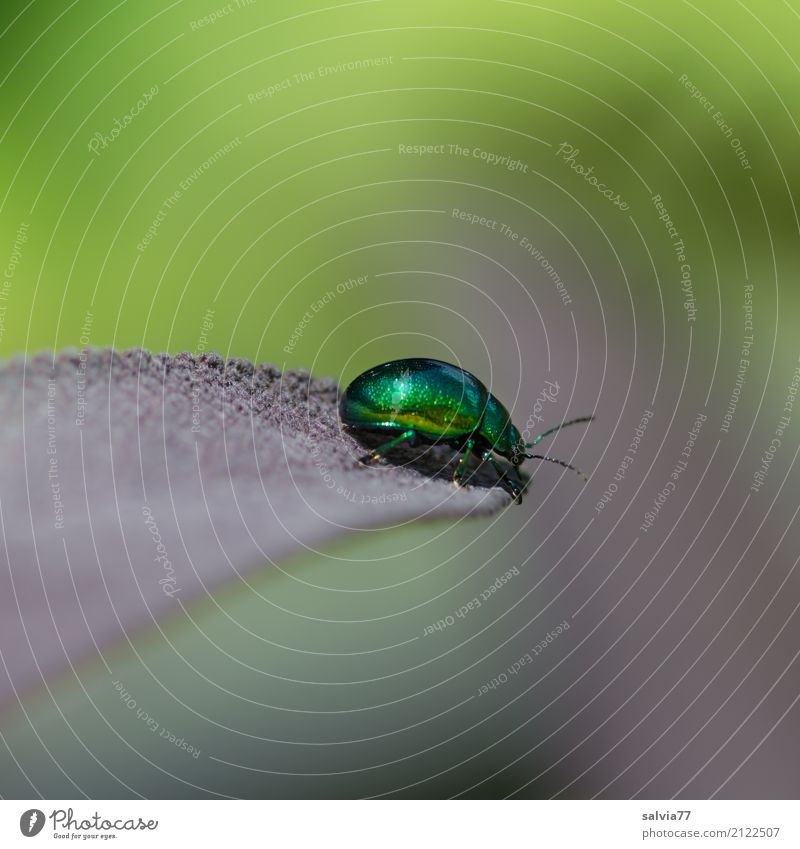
[339,357,592,503]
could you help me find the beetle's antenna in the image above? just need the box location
[525,416,594,448]
[523,452,588,482]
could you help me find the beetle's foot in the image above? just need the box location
[504,480,523,504]
[452,464,478,488]
[498,471,526,504]
[452,473,467,489]
[357,452,379,465]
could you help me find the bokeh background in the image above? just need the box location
[1,0,799,798]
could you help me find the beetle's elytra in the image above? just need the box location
[339,357,592,504]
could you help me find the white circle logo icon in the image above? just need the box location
[19,809,46,837]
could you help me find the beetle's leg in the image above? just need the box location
[480,449,524,504]
[452,437,475,485]
[358,428,417,464]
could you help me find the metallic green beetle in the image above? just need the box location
[339,357,592,503]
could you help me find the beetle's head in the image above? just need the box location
[507,415,595,480]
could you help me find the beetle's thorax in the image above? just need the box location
[479,392,520,458]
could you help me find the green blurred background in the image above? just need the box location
[2,0,799,798]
